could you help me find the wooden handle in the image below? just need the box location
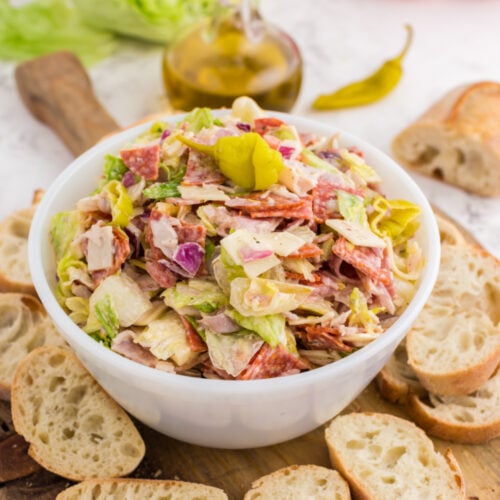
[15,51,119,157]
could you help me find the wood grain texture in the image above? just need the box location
[15,52,119,156]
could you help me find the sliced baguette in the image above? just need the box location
[434,213,467,246]
[244,464,351,500]
[56,478,228,500]
[325,412,466,500]
[378,341,500,443]
[406,244,500,395]
[0,293,66,400]
[375,340,426,405]
[0,191,43,294]
[11,346,145,481]
[407,369,500,444]
[392,81,500,196]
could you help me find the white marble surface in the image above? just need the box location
[0,0,499,256]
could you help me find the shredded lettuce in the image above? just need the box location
[162,279,227,314]
[340,149,381,184]
[369,197,421,246]
[338,191,368,227]
[49,210,81,262]
[65,296,90,326]
[55,254,87,303]
[87,274,153,328]
[134,311,198,365]
[102,180,134,227]
[229,278,312,317]
[301,149,354,187]
[103,154,128,182]
[205,329,263,377]
[182,107,215,132]
[227,310,286,347]
[93,294,120,339]
[348,287,380,332]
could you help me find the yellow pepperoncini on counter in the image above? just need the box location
[312,25,413,110]
[179,133,283,190]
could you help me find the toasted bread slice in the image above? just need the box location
[392,81,500,196]
[0,293,66,400]
[406,244,500,395]
[407,369,500,444]
[244,464,351,500]
[56,478,228,500]
[434,213,467,246]
[376,340,426,405]
[11,346,145,481]
[0,191,43,294]
[325,413,466,500]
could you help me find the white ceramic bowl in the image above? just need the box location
[29,112,440,449]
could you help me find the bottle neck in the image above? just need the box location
[211,0,263,42]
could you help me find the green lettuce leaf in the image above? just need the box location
[162,279,227,314]
[182,107,215,132]
[348,287,380,332]
[93,294,120,339]
[49,210,81,262]
[227,310,286,347]
[338,190,368,227]
[103,154,128,182]
[73,0,215,44]
[0,0,116,65]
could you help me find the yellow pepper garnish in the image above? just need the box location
[179,132,283,190]
[312,25,413,110]
[102,180,133,227]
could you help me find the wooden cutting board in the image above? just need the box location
[2,52,498,500]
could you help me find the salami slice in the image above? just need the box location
[145,254,177,288]
[254,117,285,135]
[238,344,310,380]
[286,242,323,259]
[180,316,207,353]
[120,143,160,181]
[332,237,393,287]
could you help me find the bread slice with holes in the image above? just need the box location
[243,464,351,500]
[56,478,228,500]
[0,190,43,294]
[325,413,466,500]
[376,340,426,405]
[11,346,145,481]
[0,293,66,400]
[406,369,500,444]
[377,341,500,443]
[406,244,500,395]
[434,213,467,246]
[392,81,500,196]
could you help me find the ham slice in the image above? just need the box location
[111,330,157,367]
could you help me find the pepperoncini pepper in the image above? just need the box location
[312,25,413,110]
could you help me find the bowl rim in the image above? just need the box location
[29,110,440,395]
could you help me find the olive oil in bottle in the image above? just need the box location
[162,0,302,112]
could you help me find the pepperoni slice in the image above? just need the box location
[145,253,177,288]
[120,143,160,181]
[254,117,285,135]
[332,237,393,287]
[238,344,310,380]
[177,223,206,247]
[298,326,353,352]
[286,242,323,259]
[90,228,131,285]
[180,316,207,353]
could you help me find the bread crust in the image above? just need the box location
[11,346,145,481]
[392,81,500,196]
[56,478,228,500]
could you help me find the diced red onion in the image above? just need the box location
[236,122,252,132]
[160,129,171,146]
[278,145,295,159]
[173,242,205,276]
[122,171,136,188]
